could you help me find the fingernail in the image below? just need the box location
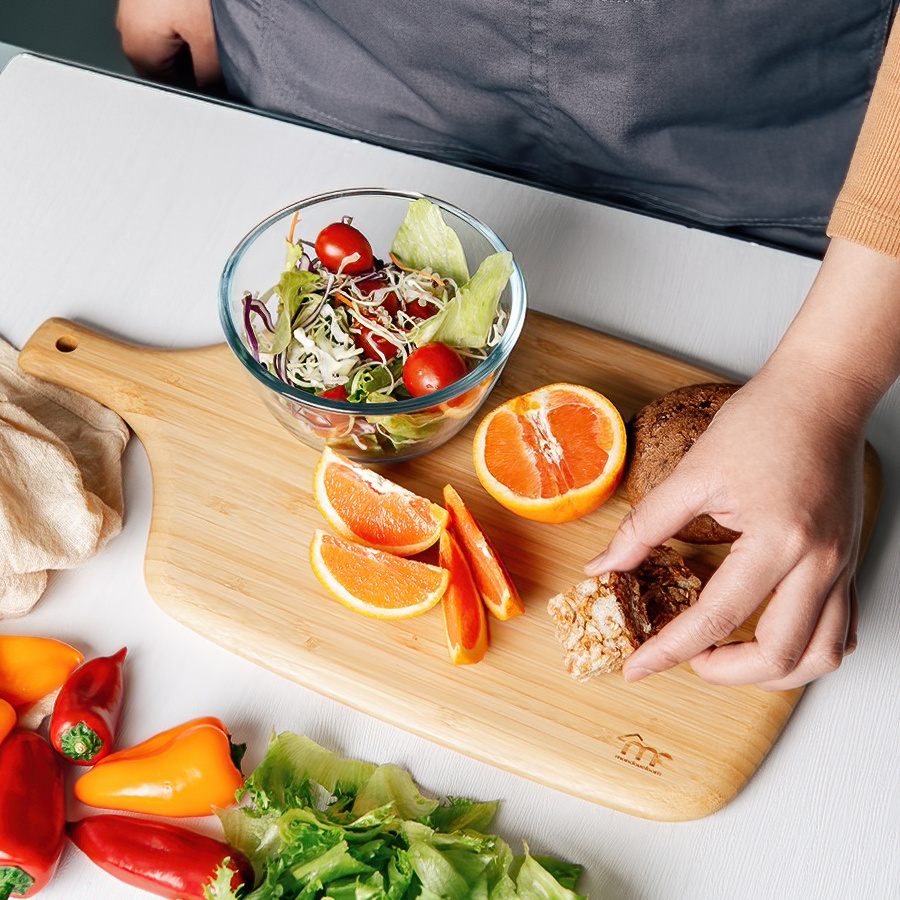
[623,666,653,683]
[584,552,608,575]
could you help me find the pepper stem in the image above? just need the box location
[229,738,247,773]
[60,721,104,761]
[0,866,35,900]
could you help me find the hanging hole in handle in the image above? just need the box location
[55,335,78,353]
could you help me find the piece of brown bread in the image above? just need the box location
[547,546,701,681]
[624,382,741,544]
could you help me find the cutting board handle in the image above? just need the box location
[18,317,218,423]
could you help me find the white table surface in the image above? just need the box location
[0,49,898,900]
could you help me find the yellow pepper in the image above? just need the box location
[0,699,15,744]
[0,635,83,708]
[74,717,244,817]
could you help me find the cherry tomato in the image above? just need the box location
[319,385,349,402]
[357,276,399,317]
[314,221,374,275]
[302,385,350,435]
[356,326,399,362]
[403,343,468,397]
[404,297,438,320]
[352,279,401,361]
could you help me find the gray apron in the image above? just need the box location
[212,0,898,255]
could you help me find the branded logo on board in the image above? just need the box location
[614,733,672,776]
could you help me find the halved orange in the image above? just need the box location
[310,530,449,619]
[472,383,627,524]
[443,484,524,620]
[314,447,449,556]
[439,530,489,665]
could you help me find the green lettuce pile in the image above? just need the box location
[210,733,587,900]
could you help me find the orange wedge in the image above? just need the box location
[472,383,627,524]
[310,530,449,619]
[439,530,489,665]
[314,447,449,556]
[443,484,524,620]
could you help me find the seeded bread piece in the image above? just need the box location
[635,545,703,633]
[548,546,702,681]
[548,571,643,681]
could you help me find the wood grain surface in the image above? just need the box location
[19,313,882,821]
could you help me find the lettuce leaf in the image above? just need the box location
[391,198,470,287]
[368,410,444,447]
[236,732,376,812]
[348,366,395,402]
[352,764,440,820]
[428,797,500,834]
[409,251,513,349]
[283,238,307,273]
[512,852,588,900]
[213,734,588,900]
[268,270,323,355]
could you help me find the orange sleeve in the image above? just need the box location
[828,18,900,257]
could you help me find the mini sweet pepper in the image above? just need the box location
[0,700,15,746]
[49,647,127,765]
[0,635,83,709]
[74,717,244,817]
[0,729,66,898]
[67,814,254,899]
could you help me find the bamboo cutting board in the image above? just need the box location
[20,314,881,821]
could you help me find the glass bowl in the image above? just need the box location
[219,188,527,462]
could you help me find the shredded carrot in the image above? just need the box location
[289,210,302,245]
[388,253,446,287]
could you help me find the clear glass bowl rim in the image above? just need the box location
[219,187,527,415]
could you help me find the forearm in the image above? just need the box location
[762,237,900,428]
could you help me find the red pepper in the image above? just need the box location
[49,647,127,765]
[0,729,66,899]
[67,815,255,900]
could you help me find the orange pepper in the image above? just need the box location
[0,635,83,708]
[0,699,15,745]
[96,716,227,765]
[74,718,244,817]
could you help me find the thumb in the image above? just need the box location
[585,472,706,574]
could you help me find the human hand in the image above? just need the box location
[586,361,871,691]
[116,0,221,88]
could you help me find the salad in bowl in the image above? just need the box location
[220,189,527,461]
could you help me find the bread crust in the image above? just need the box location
[624,382,741,544]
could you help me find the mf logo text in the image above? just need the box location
[614,733,672,776]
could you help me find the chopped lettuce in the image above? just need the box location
[391,198,470,287]
[352,764,440,820]
[410,252,513,349]
[428,798,500,835]
[348,366,395,402]
[512,850,587,900]
[366,410,445,447]
[267,270,324,355]
[211,733,588,900]
[283,237,308,272]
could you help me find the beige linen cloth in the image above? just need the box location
[0,337,129,617]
